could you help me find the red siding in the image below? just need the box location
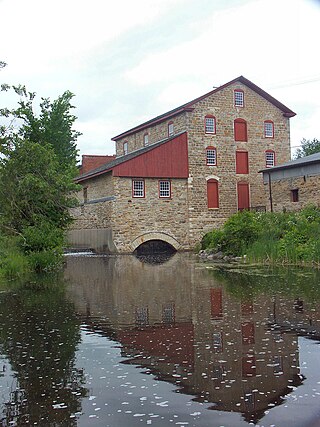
[236,151,249,174]
[234,119,247,142]
[113,133,188,178]
[237,181,250,210]
[117,323,194,366]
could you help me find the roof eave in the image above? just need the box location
[112,107,194,141]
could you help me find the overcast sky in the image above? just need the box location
[1,0,319,158]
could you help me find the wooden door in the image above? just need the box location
[237,182,250,210]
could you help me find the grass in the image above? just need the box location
[201,205,320,267]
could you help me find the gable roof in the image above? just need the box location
[112,75,296,141]
[76,131,187,183]
[259,152,320,174]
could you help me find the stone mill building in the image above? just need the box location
[69,76,296,253]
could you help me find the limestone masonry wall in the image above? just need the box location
[265,175,320,212]
[71,79,293,252]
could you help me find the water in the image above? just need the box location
[0,253,320,426]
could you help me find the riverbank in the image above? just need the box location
[200,205,320,267]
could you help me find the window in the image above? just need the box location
[242,355,256,377]
[135,307,149,327]
[123,141,128,155]
[206,147,217,166]
[168,122,174,137]
[234,89,244,107]
[236,151,249,174]
[265,150,275,168]
[211,288,223,319]
[291,189,299,202]
[159,180,171,198]
[162,303,175,324]
[132,179,145,198]
[242,322,255,345]
[213,332,223,353]
[144,133,149,146]
[83,187,88,203]
[207,179,219,208]
[234,118,247,141]
[273,355,283,375]
[264,120,274,138]
[205,115,216,134]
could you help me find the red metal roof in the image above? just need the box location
[112,76,296,141]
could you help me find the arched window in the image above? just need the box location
[265,150,275,168]
[264,120,274,138]
[207,179,219,208]
[234,118,247,142]
[205,115,216,134]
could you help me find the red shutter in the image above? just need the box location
[210,288,223,318]
[242,322,255,344]
[234,119,247,141]
[207,179,219,208]
[236,151,249,174]
[237,182,250,210]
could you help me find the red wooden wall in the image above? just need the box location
[113,132,189,178]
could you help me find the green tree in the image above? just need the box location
[294,138,320,159]
[0,141,79,271]
[0,64,81,273]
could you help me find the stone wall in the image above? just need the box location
[111,177,190,252]
[265,174,320,212]
[71,81,293,252]
[115,114,188,156]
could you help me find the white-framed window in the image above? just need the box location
[159,180,171,198]
[123,141,128,155]
[206,147,217,166]
[168,122,174,137]
[144,133,149,146]
[205,115,216,134]
[264,121,274,138]
[132,179,145,198]
[265,150,275,168]
[234,90,244,107]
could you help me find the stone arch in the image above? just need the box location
[130,232,181,252]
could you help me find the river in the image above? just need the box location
[0,252,320,427]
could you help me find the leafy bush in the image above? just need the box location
[201,205,320,265]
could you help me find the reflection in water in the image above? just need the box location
[0,284,87,426]
[64,254,320,426]
[1,255,320,426]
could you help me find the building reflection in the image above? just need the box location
[64,255,320,424]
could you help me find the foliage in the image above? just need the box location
[0,65,81,276]
[201,206,320,265]
[0,285,87,425]
[294,138,320,159]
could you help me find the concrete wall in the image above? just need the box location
[67,228,116,253]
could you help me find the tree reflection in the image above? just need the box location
[0,280,87,426]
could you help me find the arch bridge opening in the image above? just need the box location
[134,240,176,264]
[134,239,176,255]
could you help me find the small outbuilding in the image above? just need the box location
[260,152,320,212]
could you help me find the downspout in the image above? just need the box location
[268,172,273,213]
